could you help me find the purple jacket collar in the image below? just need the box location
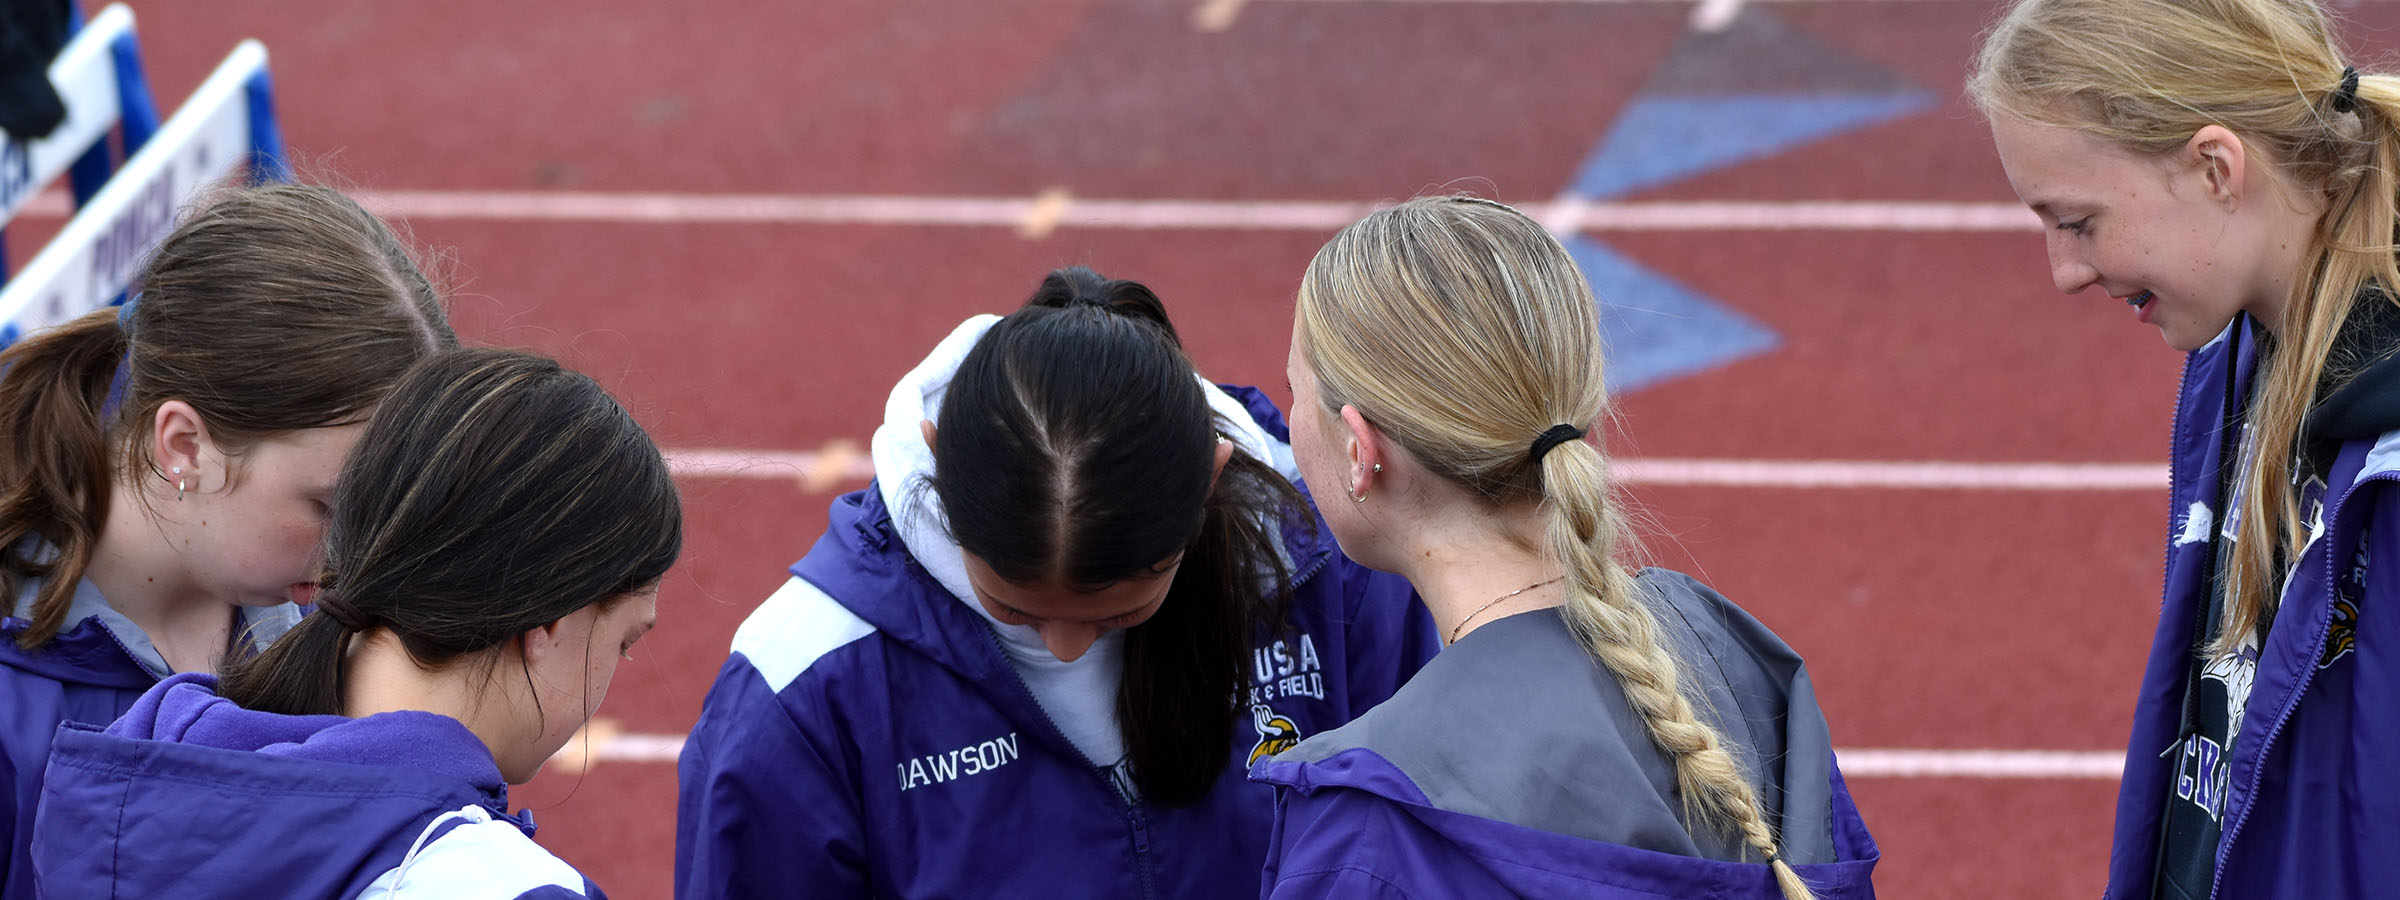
[110,672,507,791]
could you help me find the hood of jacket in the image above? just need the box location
[2307,292,2400,452]
[1250,570,1879,897]
[33,673,522,899]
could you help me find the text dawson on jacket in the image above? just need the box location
[899,732,1021,792]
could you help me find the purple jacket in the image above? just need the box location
[0,573,296,900]
[675,385,1440,899]
[1250,571,1879,899]
[2105,314,2400,898]
[32,672,600,899]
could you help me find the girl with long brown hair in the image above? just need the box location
[0,182,453,897]
[31,348,680,898]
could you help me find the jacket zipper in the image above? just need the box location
[972,623,1158,900]
[951,513,1336,900]
[2206,468,2385,899]
[2159,352,2200,618]
[1288,548,1333,593]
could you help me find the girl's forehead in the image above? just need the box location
[1993,117,2143,201]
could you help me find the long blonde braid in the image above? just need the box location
[1298,195,1815,899]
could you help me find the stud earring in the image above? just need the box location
[1348,464,1383,504]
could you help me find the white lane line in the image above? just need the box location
[1018,186,1074,239]
[1537,192,1591,239]
[1689,0,1745,29]
[666,449,2165,492]
[667,445,875,492]
[1611,459,2165,490]
[1194,0,1254,30]
[1576,200,2036,232]
[15,188,2039,233]
[1261,0,2000,4]
[349,192,2040,232]
[1836,748,2124,779]
[552,730,2123,780]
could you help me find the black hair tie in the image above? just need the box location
[1528,424,1587,464]
[2334,66,2362,114]
[315,597,369,633]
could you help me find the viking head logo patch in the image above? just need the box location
[2320,596,2359,669]
[1247,704,1302,766]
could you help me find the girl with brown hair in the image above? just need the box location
[31,347,680,898]
[0,182,454,897]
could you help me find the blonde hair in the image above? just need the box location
[1971,0,2400,656]
[1296,196,1815,900]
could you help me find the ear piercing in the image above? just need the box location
[1348,463,1383,504]
[149,465,191,501]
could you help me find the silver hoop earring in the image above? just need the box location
[173,467,185,502]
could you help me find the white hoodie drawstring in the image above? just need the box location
[391,805,493,890]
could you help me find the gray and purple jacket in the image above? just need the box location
[1251,569,1879,899]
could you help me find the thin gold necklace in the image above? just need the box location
[1449,575,1565,643]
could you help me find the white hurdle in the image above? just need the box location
[0,39,279,345]
[0,4,148,229]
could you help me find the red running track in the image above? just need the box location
[32,1,2391,896]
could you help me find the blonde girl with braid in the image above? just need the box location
[1249,196,1878,900]
[1976,0,2400,896]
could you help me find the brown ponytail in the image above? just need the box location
[0,309,131,647]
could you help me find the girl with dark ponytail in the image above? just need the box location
[0,182,454,899]
[678,267,1439,898]
[31,347,682,899]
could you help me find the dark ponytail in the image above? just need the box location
[930,267,1304,806]
[1115,449,1302,805]
[0,182,457,650]
[220,348,682,716]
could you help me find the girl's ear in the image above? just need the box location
[518,617,568,666]
[1207,435,1234,491]
[1339,405,1382,497]
[150,400,218,493]
[2185,124,2249,209]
